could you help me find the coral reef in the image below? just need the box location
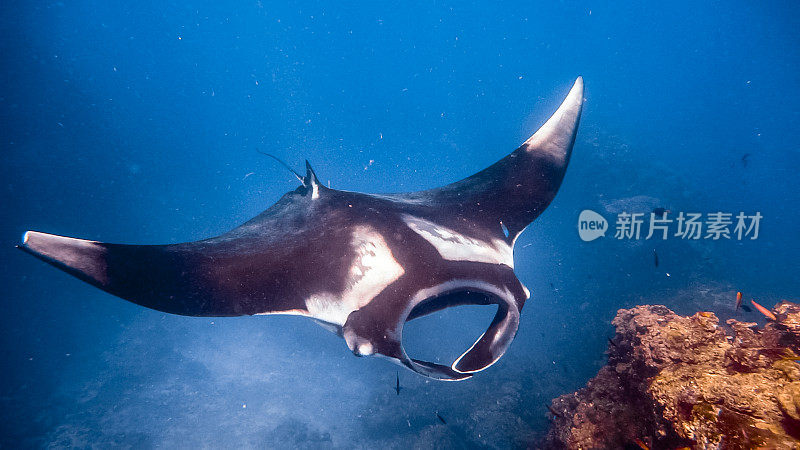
[544,302,800,449]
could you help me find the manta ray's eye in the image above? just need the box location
[402,291,498,368]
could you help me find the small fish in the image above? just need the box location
[546,404,563,418]
[634,438,650,450]
[395,372,401,395]
[751,299,777,321]
[653,249,659,267]
[736,291,743,311]
[740,304,752,313]
[741,153,751,167]
[242,172,255,180]
[436,413,447,425]
[607,337,618,348]
[652,207,670,216]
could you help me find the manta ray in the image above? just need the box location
[19,78,584,380]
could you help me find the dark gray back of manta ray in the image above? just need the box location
[19,77,584,381]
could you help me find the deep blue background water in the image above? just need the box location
[2,1,799,447]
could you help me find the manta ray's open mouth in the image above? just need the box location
[399,287,520,380]
[403,292,498,364]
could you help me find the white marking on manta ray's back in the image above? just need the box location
[311,182,319,199]
[304,226,404,329]
[367,193,430,205]
[401,215,514,268]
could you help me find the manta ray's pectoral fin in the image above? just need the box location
[17,230,288,317]
[397,77,584,239]
[19,231,113,291]
[18,231,216,316]
[19,175,324,318]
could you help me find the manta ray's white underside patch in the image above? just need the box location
[304,226,404,327]
[401,214,513,267]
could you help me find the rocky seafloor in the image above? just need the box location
[544,301,800,449]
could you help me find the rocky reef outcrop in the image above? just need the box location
[544,302,800,449]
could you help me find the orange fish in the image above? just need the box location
[634,438,650,450]
[736,291,743,311]
[751,299,777,321]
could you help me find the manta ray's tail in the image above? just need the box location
[18,231,225,316]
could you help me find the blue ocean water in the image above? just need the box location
[1,1,799,447]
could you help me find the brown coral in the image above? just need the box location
[544,301,800,449]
